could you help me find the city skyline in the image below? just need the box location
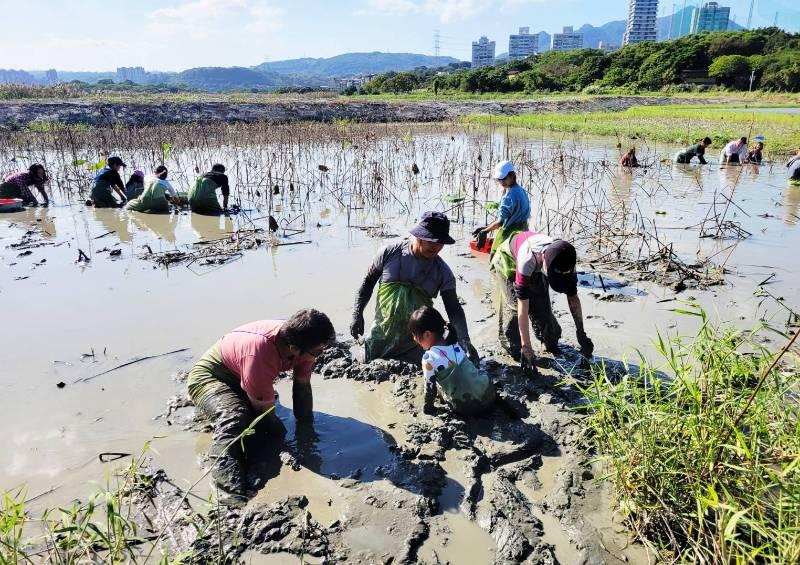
[0,0,798,71]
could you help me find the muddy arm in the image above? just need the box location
[292,381,313,422]
[351,264,381,338]
[567,294,593,355]
[441,289,477,361]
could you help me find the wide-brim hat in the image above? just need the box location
[409,211,455,245]
[543,240,578,295]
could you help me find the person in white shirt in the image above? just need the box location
[721,137,749,165]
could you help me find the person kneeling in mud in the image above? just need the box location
[491,231,593,373]
[350,211,477,364]
[189,163,230,215]
[126,166,180,214]
[409,306,494,416]
[187,309,336,503]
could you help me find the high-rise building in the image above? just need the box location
[623,0,659,45]
[471,36,496,68]
[551,26,583,51]
[536,31,551,53]
[691,2,730,33]
[116,66,147,83]
[509,27,538,59]
[44,69,59,84]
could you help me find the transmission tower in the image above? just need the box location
[434,29,441,57]
[746,0,755,29]
[773,12,779,27]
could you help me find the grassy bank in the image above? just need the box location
[463,104,800,153]
[583,305,800,562]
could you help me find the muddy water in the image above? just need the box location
[1,127,799,563]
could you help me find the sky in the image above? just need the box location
[0,0,797,71]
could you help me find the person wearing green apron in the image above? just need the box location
[350,211,477,364]
[409,306,494,416]
[127,166,179,214]
[90,156,128,208]
[189,163,230,215]
[491,231,593,373]
[473,160,531,260]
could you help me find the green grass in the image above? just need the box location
[463,104,800,153]
[582,304,800,562]
[355,91,800,104]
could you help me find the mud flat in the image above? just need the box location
[0,95,737,128]
[1,124,798,563]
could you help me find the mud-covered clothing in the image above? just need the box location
[125,178,144,200]
[492,231,578,299]
[127,175,177,214]
[188,320,313,408]
[355,239,470,362]
[421,344,494,415]
[788,156,800,181]
[0,171,44,204]
[189,171,230,214]
[493,270,561,359]
[91,168,125,208]
[675,143,707,164]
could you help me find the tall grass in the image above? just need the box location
[464,105,800,153]
[583,304,800,562]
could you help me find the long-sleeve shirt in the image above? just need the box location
[498,184,531,228]
[2,171,42,202]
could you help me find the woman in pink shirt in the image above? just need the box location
[187,309,336,503]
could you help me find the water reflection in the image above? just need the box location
[93,209,133,242]
[129,212,178,243]
[16,207,57,239]
[784,186,800,226]
[190,213,233,241]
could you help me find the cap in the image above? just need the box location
[492,160,515,180]
[543,240,578,295]
[409,211,456,245]
[107,156,127,168]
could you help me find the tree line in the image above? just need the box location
[357,28,800,95]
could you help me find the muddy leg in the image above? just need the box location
[493,272,522,360]
[528,273,562,353]
[195,384,253,498]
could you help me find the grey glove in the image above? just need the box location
[577,330,594,357]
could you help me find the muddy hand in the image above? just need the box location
[350,313,364,339]
[471,226,486,238]
[577,330,594,357]
[520,346,539,378]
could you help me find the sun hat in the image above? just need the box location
[492,160,515,180]
[409,211,455,245]
[543,240,578,295]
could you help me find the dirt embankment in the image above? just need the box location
[0,96,722,127]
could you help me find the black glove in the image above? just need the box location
[463,340,480,366]
[520,346,539,378]
[350,313,365,339]
[577,330,594,357]
[471,226,486,238]
[423,383,436,415]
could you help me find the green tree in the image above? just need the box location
[709,54,752,88]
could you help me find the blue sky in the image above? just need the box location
[0,0,797,71]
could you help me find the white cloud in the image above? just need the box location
[358,0,542,23]
[146,0,285,40]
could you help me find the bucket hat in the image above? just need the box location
[409,211,455,245]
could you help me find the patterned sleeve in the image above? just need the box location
[421,351,438,385]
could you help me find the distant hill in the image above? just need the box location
[255,52,460,77]
[576,9,743,49]
[177,67,280,91]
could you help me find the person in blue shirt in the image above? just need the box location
[474,160,531,259]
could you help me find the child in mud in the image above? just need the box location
[619,148,639,168]
[124,170,145,200]
[747,141,765,164]
[187,309,336,504]
[473,160,531,258]
[409,306,495,417]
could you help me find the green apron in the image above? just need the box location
[490,229,524,279]
[435,355,495,416]
[489,223,527,266]
[188,176,223,214]
[366,282,432,362]
[126,178,171,214]
[187,341,240,404]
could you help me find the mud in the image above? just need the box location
[1,95,737,128]
[2,127,798,564]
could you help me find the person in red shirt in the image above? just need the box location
[187,309,336,502]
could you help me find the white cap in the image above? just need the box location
[492,160,515,180]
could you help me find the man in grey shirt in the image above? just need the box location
[351,212,477,364]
